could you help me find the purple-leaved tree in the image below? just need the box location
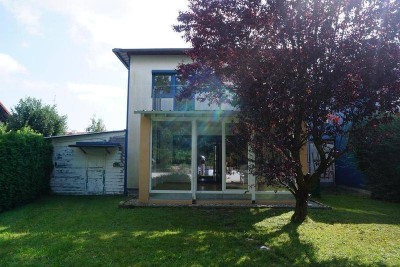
[174,0,400,223]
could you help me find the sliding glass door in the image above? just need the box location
[151,121,192,191]
[150,118,251,200]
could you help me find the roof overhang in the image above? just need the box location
[69,141,121,154]
[0,101,10,121]
[112,48,191,69]
[134,110,238,119]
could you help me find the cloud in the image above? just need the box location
[1,0,190,70]
[0,0,43,35]
[68,82,125,103]
[0,0,188,131]
[0,53,27,76]
[21,80,57,92]
[68,0,189,47]
[67,82,126,130]
[51,0,190,70]
[87,50,120,71]
[21,41,30,48]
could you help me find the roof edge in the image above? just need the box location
[134,110,238,118]
[46,129,126,139]
[0,101,10,116]
[112,48,192,69]
[113,48,191,55]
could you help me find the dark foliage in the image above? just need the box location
[353,118,400,202]
[0,128,53,212]
[7,97,67,137]
[175,0,400,222]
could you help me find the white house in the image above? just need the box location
[113,48,330,204]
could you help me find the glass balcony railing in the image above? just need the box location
[152,83,195,111]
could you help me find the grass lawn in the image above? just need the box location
[0,192,399,267]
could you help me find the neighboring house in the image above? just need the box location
[47,130,125,195]
[113,48,331,204]
[334,135,366,188]
[0,101,10,123]
[308,139,336,186]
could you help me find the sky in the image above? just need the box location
[0,0,190,132]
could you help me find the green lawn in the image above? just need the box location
[0,193,399,267]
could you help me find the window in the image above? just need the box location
[153,72,174,98]
[151,121,192,191]
[152,71,194,111]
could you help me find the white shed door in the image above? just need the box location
[86,151,106,194]
[87,168,104,194]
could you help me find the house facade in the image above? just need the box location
[113,48,315,204]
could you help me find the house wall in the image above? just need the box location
[138,115,150,202]
[126,54,236,189]
[127,55,190,189]
[125,53,314,193]
[50,131,125,195]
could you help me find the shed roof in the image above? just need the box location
[69,141,121,148]
[112,48,191,69]
[46,130,125,139]
[69,141,121,154]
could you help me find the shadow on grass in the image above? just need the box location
[251,222,381,267]
[0,195,391,266]
[309,192,400,225]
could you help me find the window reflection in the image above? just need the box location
[225,123,248,190]
[151,121,192,190]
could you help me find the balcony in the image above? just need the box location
[151,70,235,112]
[152,71,194,111]
[152,86,195,111]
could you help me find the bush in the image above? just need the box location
[353,118,400,202]
[0,128,53,212]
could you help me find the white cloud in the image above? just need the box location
[67,82,126,130]
[21,41,30,48]
[0,53,27,76]
[86,49,121,71]
[21,80,57,92]
[0,0,43,35]
[53,0,190,71]
[68,82,125,103]
[1,0,190,69]
[0,1,189,131]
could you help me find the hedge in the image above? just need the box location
[0,128,53,212]
[353,118,400,202]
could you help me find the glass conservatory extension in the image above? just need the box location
[136,110,293,203]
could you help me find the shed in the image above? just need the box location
[48,130,126,195]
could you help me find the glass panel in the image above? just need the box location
[197,122,222,191]
[153,74,173,98]
[175,98,195,111]
[174,76,194,111]
[225,123,248,190]
[151,121,192,191]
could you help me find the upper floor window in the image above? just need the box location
[152,70,194,111]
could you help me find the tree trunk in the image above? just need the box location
[291,190,309,223]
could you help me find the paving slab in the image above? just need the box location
[119,198,330,209]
